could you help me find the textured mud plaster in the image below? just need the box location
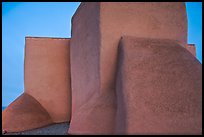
[115,37,202,135]
[2,93,53,132]
[24,37,71,123]
[69,2,187,135]
[100,2,187,94]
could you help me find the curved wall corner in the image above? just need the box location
[2,93,53,132]
[115,36,202,135]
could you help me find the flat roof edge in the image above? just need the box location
[25,36,71,39]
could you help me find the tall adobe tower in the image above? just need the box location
[69,2,201,135]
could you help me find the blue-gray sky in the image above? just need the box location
[2,2,202,106]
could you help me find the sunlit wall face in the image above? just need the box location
[2,2,202,107]
[2,2,81,107]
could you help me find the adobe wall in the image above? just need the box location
[70,2,100,114]
[69,3,117,134]
[24,37,71,123]
[100,2,187,95]
[2,93,53,132]
[69,2,189,134]
[115,37,202,134]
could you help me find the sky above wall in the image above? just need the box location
[2,2,202,106]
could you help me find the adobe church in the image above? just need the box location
[2,2,202,135]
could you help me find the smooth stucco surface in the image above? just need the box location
[2,37,72,133]
[24,37,71,123]
[2,93,53,132]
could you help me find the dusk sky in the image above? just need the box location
[2,2,202,107]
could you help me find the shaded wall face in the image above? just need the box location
[24,37,71,123]
[100,2,187,93]
[115,37,202,134]
[70,2,100,118]
[68,2,193,135]
[69,2,117,134]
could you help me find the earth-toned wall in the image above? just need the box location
[2,37,71,132]
[115,37,202,134]
[2,2,201,135]
[2,93,53,132]
[68,2,201,135]
[24,37,71,123]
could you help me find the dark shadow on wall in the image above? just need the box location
[114,37,127,134]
